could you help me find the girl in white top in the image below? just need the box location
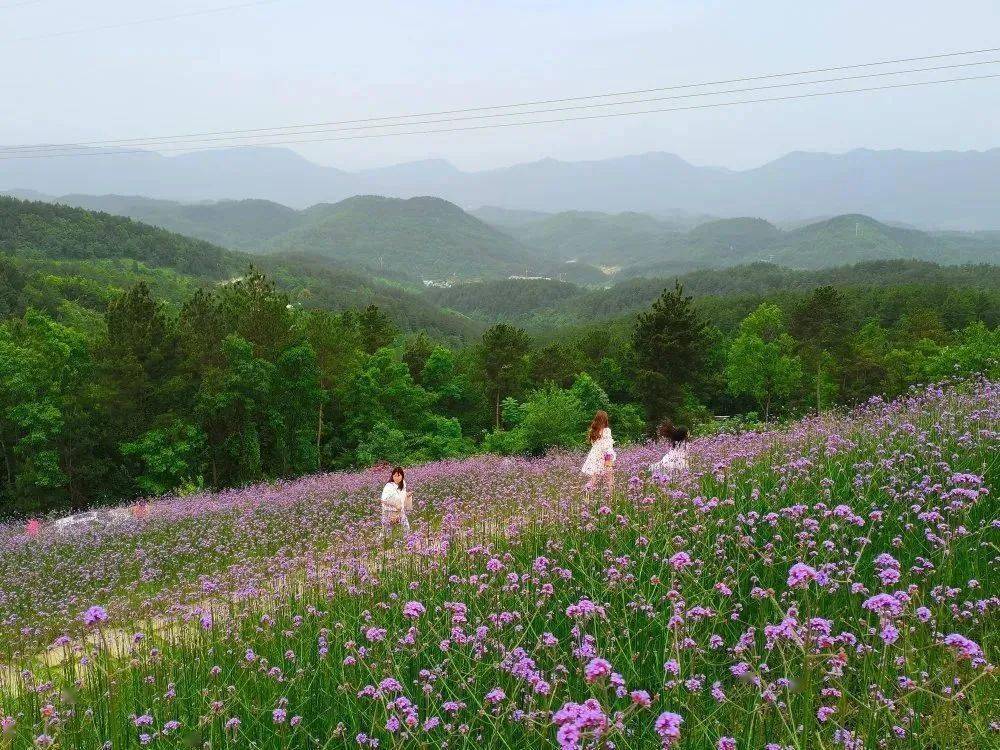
[581,410,616,497]
[380,467,412,538]
[651,423,690,478]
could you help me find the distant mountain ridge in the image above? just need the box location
[5,190,999,280]
[480,210,1000,273]
[2,145,999,229]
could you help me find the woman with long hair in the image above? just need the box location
[581,410,616,497]
[380,466,412,539]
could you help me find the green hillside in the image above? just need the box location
[60,195,300,252]
[47,194,555,281]
[0,196,480,341]
[0,196,245,278]
[1,193,998,522]
[26,190,1000,283]
[686,217,784,258]
[498,210,685,266]
[268,195,544,280]
[426,278,581,319]
[622,214,1000,277]
[766,214,1000,267]
[427,260,1000,328]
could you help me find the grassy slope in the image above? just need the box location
[0,381,995,748]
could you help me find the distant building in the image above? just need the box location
[508,275,551,281]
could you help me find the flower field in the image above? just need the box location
[0,380,997,749]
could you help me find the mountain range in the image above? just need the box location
[2,146,999,229]
[3,190,999,281]
[2,195,998,343]
[3,192,579,281]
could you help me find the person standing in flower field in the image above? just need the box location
[651,420,690,477]
[380,467,412,539]
[581,410,616,497]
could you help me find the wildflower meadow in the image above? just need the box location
[0,379,996,749]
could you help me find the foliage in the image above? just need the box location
[725,303,804,420]
[0,196,244,278]
[1,196,1000,517]
[632,282,711,425]
[0,310,96,513]
[514,384,588,454]
[120,421,207,497]
[477,323,532,428]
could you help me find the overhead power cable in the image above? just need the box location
[4,57,999,156]
[2,72,997,161]
[2,44,999,154]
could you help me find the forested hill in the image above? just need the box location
[18,192,571,282]
[426,260,1000,328]
[0,196,246,278]
[1,193,998,518]
[0,196,482,341]
[267,195,544,279]
[487,210,1000,274]
[60,194,302,252]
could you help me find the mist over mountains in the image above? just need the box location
[2,146,999,229]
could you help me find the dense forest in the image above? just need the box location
[1,196,998,517]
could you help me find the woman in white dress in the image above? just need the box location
[581,410,616,497]
[651,422,689,478]
[380,467,412,539]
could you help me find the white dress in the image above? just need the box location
[651,446,689,477]
[381,481,407,515]
[581,427,616,477]
[380,480,410,534]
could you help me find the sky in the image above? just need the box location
[2,0,999,172]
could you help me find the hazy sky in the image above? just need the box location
[2,0,999,171]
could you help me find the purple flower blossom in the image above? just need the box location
[584,657,612,683]
[943,633,985,665]
[787,562,819,589]
[81,605,108,627]
[654,711,683,746]
[630,690,651,707]
[402,601,426,619]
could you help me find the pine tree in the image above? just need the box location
[631,282,710,425]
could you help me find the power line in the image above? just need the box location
[2,72,997,161]
[5,57,998,156]
[8,0,283,42]
[0,1,46,9]
[3,44,998,153]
